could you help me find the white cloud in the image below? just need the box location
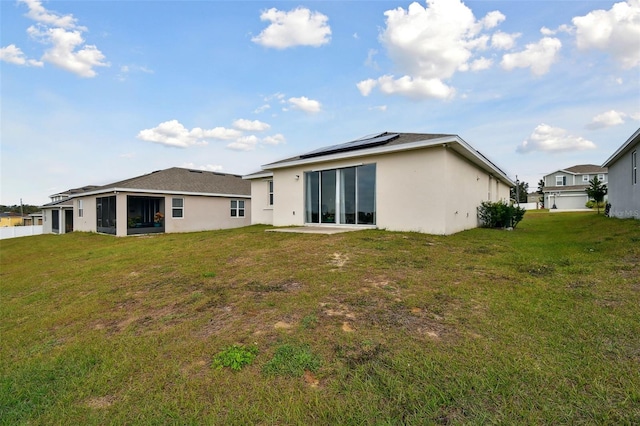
[369,105,388,112]
[227,135,260,151]
[379,75,455,99]
[357,79,377,96]
[587,110,628,129]
[288,96,322,113]
[359,75,455,100]
[262,134,286,146]
[517,124,597,153]
[361,0,508,99]
[252,7,331,49]
[365,48,379,69]
[137,120,241,148]
[20,0,78,29]
[254,104,271,114]
[500,37,561,76]
[182,163,224,172]
[491,31,520,50]
[0,44,43,66]
[470,57,493,71]
[4,1,108,77]
[27,26,108,78]
[479,10,506,30]
[572,0,640,69]
[233,119,271,132]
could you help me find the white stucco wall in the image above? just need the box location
[607,140,639,219]
[268,145,511,234]
[249,179,274,225]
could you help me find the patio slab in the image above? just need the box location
[266,226,370,235]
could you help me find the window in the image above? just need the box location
[77,199,83,217]
[598,174,605,181]
[268,180,274,206]
[305,163,376,225]
[633,150,637,185]
[172,198,184,218]
[231,200,245,217]
[555,176,566,186]
[582,175,589,183]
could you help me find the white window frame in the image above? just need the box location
[77,199,83,217]
[268,180,274,206]
[555,176,566,186]
[633,150,637,185]
[597,174,605,182]
[230,200,245,218]
[582,175,589,182]
[172,197,184,219]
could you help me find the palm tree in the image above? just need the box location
[585,177,608,214]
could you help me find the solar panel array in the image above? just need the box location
[300,133,400,159]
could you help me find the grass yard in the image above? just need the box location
[1,211,639,424]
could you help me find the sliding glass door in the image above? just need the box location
[305,164,375,225]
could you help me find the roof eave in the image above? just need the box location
[242,171,274,180]
[603,127,640,167]
[69,188,250,199]
[262,135,515,186]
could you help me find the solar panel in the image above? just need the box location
[300,133,399,159]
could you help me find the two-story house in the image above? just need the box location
[542,164,608,210]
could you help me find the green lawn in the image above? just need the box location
[1,212,639,424]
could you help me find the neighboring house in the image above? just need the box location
[0,212,27,227]
[602,127,639,219]
[41,185,100,234]
[23,213,43,226]
[542,164,608,210]
[244,132,514,235]
[42,167,251,236]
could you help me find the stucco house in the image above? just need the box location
[541,164,608,210]
[0,212,28,227]
[41,185,99,234]
[602,127,639,219]
[42,167,251,236]
[244,132,514,235]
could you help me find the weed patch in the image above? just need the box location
[262,344,321,377]
[212,344,259,371]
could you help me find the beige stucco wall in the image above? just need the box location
[74,197,97,233]
[268,145,511,234]
[73,192,251,236]
[165,195,251,234]
[249,179,274,225]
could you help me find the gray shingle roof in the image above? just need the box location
[265,132,454,166]
[93,167,250,196]
[563,164,607,174]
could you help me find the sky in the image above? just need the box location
[1,0,639,206]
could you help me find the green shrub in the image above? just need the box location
[585,200,606,209]
[477,201,526,229]
[212,344,258,371]
[262,343,320,377]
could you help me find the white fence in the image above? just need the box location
[517,202,540,210]
[0,225,44,240]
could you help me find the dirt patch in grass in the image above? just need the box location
[330,252,349,269]
[84,395,115,409]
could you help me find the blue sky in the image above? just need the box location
[1,0,639,205]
